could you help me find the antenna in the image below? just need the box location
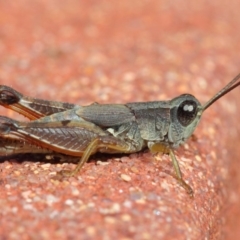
[202,73,240,111]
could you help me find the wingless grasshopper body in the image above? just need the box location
[0,74,239,196]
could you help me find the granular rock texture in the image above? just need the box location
[0,1,240,239]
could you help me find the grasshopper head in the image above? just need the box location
[168,94,202,147]
[168,73,240,147]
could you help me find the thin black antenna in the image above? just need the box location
[202,73,240,111]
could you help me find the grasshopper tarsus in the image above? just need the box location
[57,169,75,178]
[177,178,194,198]
[0,73,239,196]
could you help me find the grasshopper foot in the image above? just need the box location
[58,169,76,177]
[169,149,194,197]
[177,178,194,198]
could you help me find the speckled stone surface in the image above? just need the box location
[0,1,240,239]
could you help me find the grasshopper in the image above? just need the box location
[0,74,239,196]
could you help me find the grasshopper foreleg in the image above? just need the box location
[169,149,193,197]
[149,143,193,196]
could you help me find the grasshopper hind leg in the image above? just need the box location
[58,137,132,178]
[59,138,100,177]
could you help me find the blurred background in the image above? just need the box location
[0,0,240,239]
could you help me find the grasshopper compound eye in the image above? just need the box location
[177,100,198,126]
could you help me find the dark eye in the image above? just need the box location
[177,100,198,126]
